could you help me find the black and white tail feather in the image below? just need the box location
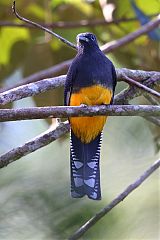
[70,130,102,200]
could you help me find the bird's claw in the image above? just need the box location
[80,104,88,108]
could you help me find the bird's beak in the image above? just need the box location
[78,36,89,42]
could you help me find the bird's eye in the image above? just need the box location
[90,35,95,41]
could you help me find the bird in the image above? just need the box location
[64,32,117,200]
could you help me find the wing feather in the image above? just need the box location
[64,62,77,106]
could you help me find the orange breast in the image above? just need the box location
[69,85,112,143]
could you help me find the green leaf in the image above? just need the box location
[0,27,30,66]
[136,0,160,14]
[26,3,45,20]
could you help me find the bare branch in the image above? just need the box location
[0,76,66,105]
[0,69,159,106]
[12,1,77,50]
[0,8,158,236]
[101,14,160,53]
[0,60,71,93]
[0,112,159,169]
[0,121,70,168]
[0,69,159,128]
[68,158,160,240]
[144,93,159,105]
[1,14,159,29]
[116,68,160,82]
[121,75,160,98]
[144,116,160,126]
[1,14,160,92]
[114,71,160,105]
[0,105,159,122]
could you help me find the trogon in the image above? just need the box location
[64,32,117,200]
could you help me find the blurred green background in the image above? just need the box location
[0,0,159,239]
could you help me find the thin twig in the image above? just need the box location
[114,73,160,105]
[0,121,70,168]
[0,69,159,129]
[1,13,159,29]
[117,68,160,83]
[12,1,77,50]
[0,69,159,106]
[68,159,160,240]
[122,75,160,98]
[0,76,66,105]
[0,60,71,93]
[144,93,159,105]
[1,14,159,92]
[101,14,160,53]
[144,116,160,126]
[0,116,159,169]
[0,105,159,122]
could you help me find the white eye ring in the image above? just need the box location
[90,35,95,41]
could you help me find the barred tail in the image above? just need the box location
[70,130,102,200]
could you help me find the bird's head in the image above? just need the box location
[76,32,99,51]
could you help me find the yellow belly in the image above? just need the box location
[69,85,112,143]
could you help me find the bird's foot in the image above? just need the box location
[80,104,88,108]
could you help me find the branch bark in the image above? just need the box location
[12,1,160,53]
[144,116,160,126]
[1,13,158,28]
[12,1,77,50]
[68,158,160,240]
[114,71,160,105]
[0,105,159,122]
[0,6,158,237]
[0,76,66,105]
[1,15,160,92]
[121,75,160,98]
[0,121,70,168]
[0,104,159,167]
[101,14,160,53]
[144,93,160,105]
[0,69,159,106]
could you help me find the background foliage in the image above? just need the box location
[0,0,159,239]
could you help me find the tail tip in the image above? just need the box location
[71,190,101,200]
[87,192,101,200]
[71,191,85,198]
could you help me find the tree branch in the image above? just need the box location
[144,93,160,105]
[0,121,70,168]
[0,69,159,106]
[0,105,159,122]
[13,0,160,51]
[121,75,160,98]
[0,75,66,105]
[68,158,160,240]
[0,7,158,237]
[12,1,77,50]
[0,111,159,169]
[116,68,160,82]
[144,116,160,126]
[1,13,159,29]
[0,60,71,93]
[1,14,159,92]
[114,71,160,105]
[101,14,160,53]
